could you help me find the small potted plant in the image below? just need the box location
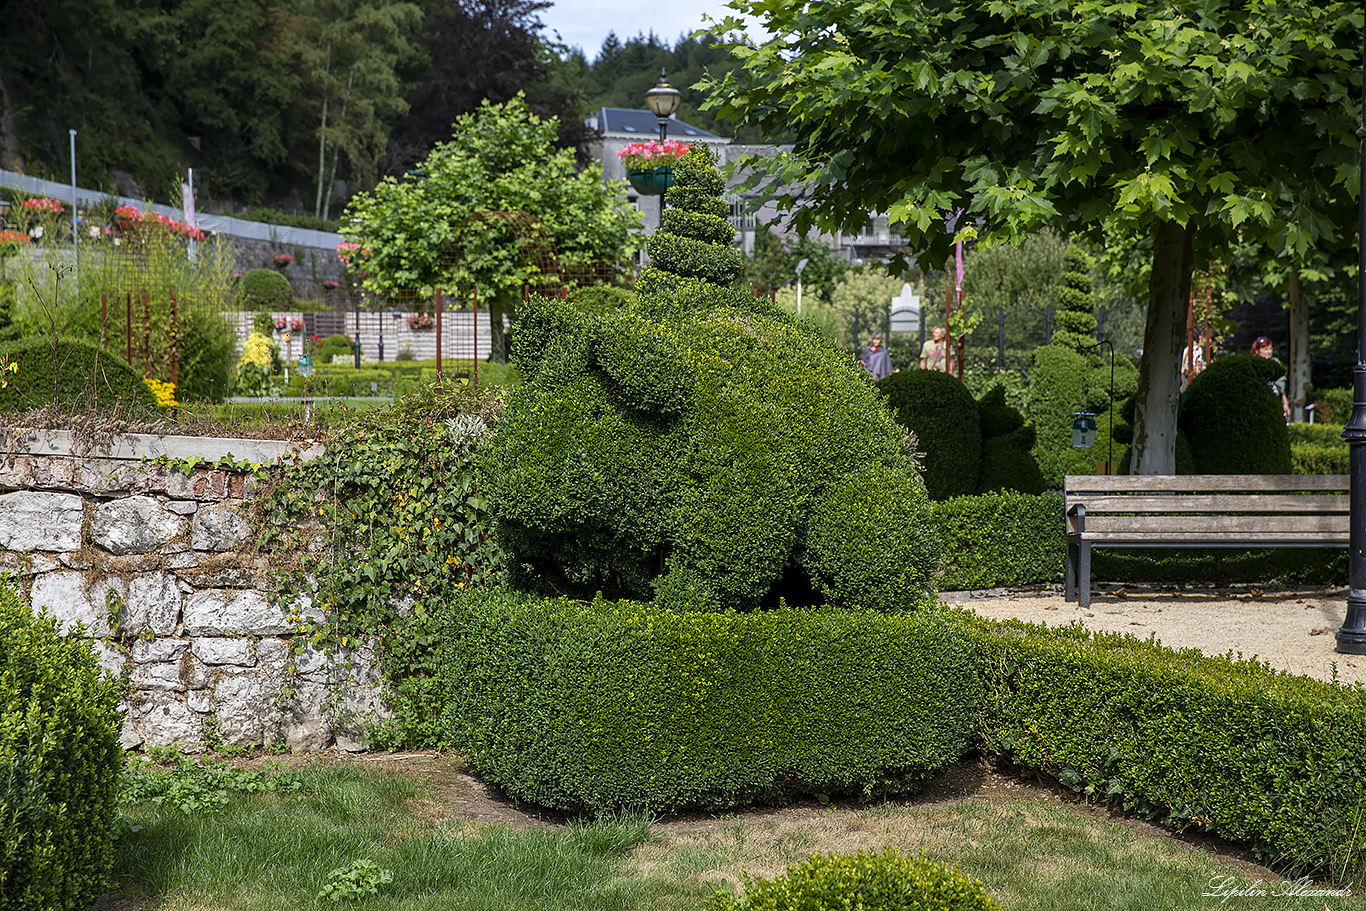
[274,252,295,268]
[407,311,433,331]
[617,140,692,195]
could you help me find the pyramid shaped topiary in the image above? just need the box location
[636,144,744,296]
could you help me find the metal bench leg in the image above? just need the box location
[1064,538,1077,602]
[1078,542,1092,609]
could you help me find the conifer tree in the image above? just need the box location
[1052,246,1097,353]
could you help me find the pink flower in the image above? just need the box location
[617,140,692,171]
[290,317,305,332]
[21,197,64,215]
[0,229,30,245]
[275,253,294,266]
[336,242,363,265]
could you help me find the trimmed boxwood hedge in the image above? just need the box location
[932,491,1063,589]
[0,335,156,412]
[406,588,977,814]
[965,613,1366,876]
[704,849,1002,911]
[879,369,982,500]
[0,583,124,910]
[1180,353,1291,474]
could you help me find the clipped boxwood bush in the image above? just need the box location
[0,583,124,910]
[1289,422,1348,474]
[879,369,982,500]
[933,491,1063,589]
[0,335,156,412]
[238,267,292,309]
[1180,353,1291,474]
[412,588,976,814]
[318,333,354,364]
[704,849,1001,911]
[966,614,1366,876]
[1025,344,1092,487]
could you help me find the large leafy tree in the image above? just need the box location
[339,95,641,362]
[704,0,1360,473]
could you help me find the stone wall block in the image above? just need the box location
[186,689,212,713]
[333,643,392,752]
[93,496,185,555]
[193,638,255,667]
[192,502,251,552]
[0,491,85,552]
[166,500,198,516]
[30,456,75,488]
[184,590,290,636]
[132,661,187,693]
[132,694,204,751]
[124,572,183,636]
[93,640,128,678]
[30,571,121,635]
[0,455,34,488]
[130,638,188,663]
[213,669,285,747]
[281,681,332,752]
[295,642,330,680]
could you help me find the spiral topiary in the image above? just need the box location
[703,849,1002,911]
[1052,245,1098,353]
[636,144,744,296]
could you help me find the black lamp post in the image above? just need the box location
[1336,27,1366,654]
[644,69,682,228]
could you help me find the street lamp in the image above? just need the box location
[1337,29,1366,654]
[644,68,682,233]
[645,69,682,142]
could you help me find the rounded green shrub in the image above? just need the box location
[0,582,124,911]
[0,336,156,412]
[879,369,982,500]
[703,849,1002,911]
[976,385,1024,439]
[318,333,354,364]
[1179,353,1291,474]
[175,309,236,402]
[978,427,1047,495]
[238,268,292,309]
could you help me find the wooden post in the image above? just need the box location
[472,285,479,395]
[143,290,151,378]
[170,293,179,391]
[434,288,443,382]
[125,292,132,365]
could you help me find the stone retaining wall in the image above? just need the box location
[0,429,389,753]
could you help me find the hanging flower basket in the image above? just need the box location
[628,166,675,196]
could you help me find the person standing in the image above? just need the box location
[861,332,893,380]
[1251,336,1290,422]
[919,326,949,372]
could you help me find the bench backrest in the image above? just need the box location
[1062,474,1350,542]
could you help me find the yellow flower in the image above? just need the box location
[143,377,179,408]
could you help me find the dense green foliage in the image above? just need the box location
[0,336,156,412]
[1179,354,1292,474]
[704,849,1002,911]
[974,386,1046,495]
[1025,345,1092,486]
[968,614,1366,876]
[1289,422,1349,474]
[0,583,124,911]
[238,269,293,309]
[317,333,355,364]
[878,370,982,500]
[395,588,976,814]
[932,491,1063,589]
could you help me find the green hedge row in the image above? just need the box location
[932,491,1063,589]
[0,336,156,413]
[393,588,977,814]
[0,583,124,910]
[965,613,1366,876]
[378,586,1366,876]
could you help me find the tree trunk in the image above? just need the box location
[313,38,333,220]
[1130,219,1196,475]
[487,293,516,365]
[1287,271,1310,423]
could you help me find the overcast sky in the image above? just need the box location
[539,0,758,59]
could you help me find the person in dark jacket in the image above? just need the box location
[861,332,893,380]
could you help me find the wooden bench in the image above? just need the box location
[1064,474,1350,608]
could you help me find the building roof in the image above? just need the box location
[591,107,724,140]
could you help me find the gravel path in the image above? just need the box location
[945,584,1366,687]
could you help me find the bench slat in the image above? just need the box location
[1071,514,1348,535]
[1076,531,1348,545]
[1064,474,1348,493]
[1064,494,1348,514]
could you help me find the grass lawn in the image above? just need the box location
[102,752,1365,911]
